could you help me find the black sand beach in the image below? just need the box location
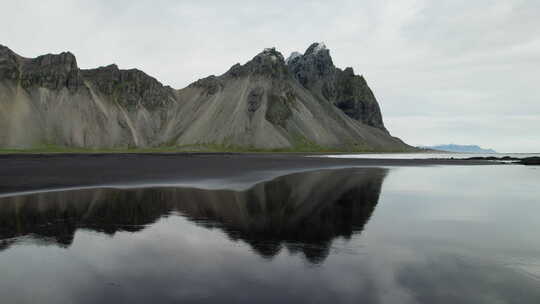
[2,154,539,304]
[0,153,498,196]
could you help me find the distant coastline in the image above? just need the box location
[420,144,496,153]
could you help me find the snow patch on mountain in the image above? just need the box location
[285,52,302,64]
[312,42,327,54]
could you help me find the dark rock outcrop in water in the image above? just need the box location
[521,157,540,165]
[0,168,387,263]
[0,43,410,150]
[456,156,539,166]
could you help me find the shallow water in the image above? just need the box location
[318,152,540,159]
[0,165,539,303]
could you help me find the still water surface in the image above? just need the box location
[319,152,540,159]
[0,165,539,303]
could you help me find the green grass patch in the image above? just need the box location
[0,142,416,154]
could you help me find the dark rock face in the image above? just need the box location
[0,45,21,80]
[247,87,264,113]
[335,68,386,130]
[16,51,83,92]
[81,64,176,109]
[0,45,174,108]
[288,43,387,132]
[265,93,293,127]
[288,43,335,88]
[226,48,289,79]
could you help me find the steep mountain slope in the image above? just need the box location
[170,45,408,150]
[0,43,410,151]
[0,44,176,147]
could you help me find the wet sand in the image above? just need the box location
[0,153,499,196]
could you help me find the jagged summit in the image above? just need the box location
[224,47,289,79]
[286,42,386,131]
[289,42,335,76]
[0,45,22,80]
[249,47,286,69]
[305,42,328,55]
[0,44,22,58]
[283,42,330,66]
[31,51,78,68]
[0,44,16,56]
[18,50,82,91]
[98,63,119,69]
[261,47,285,59]
[81,63,175,109]
[0,46,79,85]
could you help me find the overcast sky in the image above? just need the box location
[2,0,539,152]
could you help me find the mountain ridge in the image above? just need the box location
[0,42,411,151]
[422,144,496,153]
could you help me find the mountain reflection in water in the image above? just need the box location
[0,168,387,263]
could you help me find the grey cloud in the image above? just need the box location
[1,0,538,152]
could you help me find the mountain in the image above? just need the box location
[0,42,411,151]
[423,144,496,153]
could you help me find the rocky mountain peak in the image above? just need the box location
[0,45,21,80]
[286,43,387,132]
[303,42,334,72]
[248,47,288,78]
[18,50,82,91]
[342,67,355,76]
[0,45,21,62]
[305,42,328,56]
[224,47,289,79]
[81,64,175,109]
[259,47,285,61]
[32,51,78,70]
[0,44,15,56]
[287,42,335,88]
[100,64,119,70]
